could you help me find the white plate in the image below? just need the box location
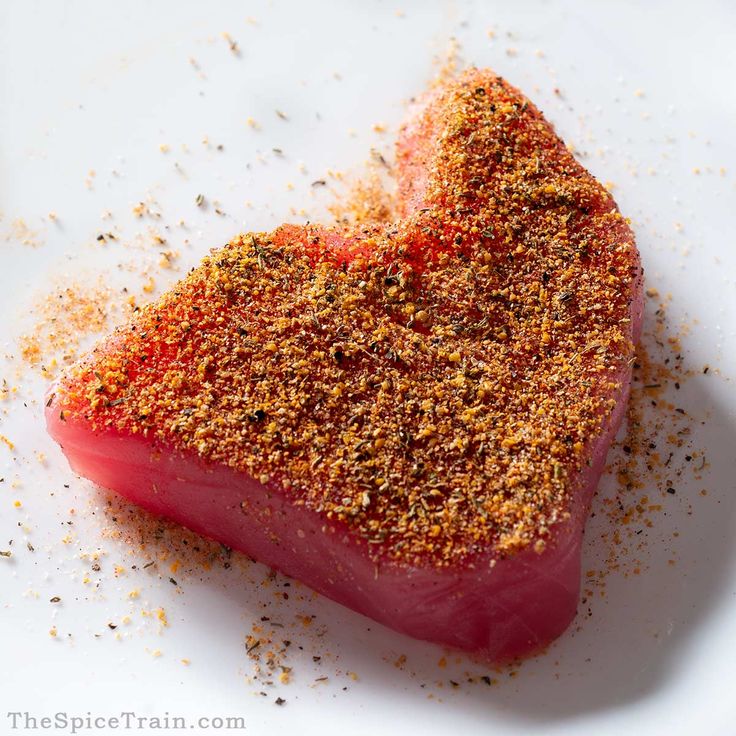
[1,1,735,734]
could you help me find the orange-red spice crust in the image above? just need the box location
[54,69,640,567]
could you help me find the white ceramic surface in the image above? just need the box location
[1,1,735,734]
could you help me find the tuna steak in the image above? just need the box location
[46,68,643,662]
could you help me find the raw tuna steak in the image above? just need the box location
[47,68,643,662]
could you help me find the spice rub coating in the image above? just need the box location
[51,69,642,569]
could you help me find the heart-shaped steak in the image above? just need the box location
[47,68,643,661]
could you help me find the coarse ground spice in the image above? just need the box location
[3,44,717,699]
[52,68,642,568]
[19,280,118,379]
[328,165,396,229]
[92,488,337,688]
[589,294,704,583]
